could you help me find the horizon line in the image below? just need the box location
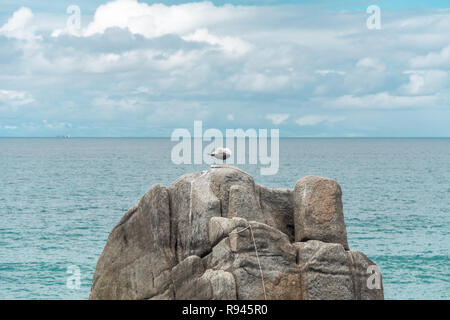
[1,136,450,139]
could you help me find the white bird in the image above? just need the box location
[209,147,231,164]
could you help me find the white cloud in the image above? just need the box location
[42,120,72,130]
[401,70,448,95]
[4,125,17,130]
[93,96,143,113]
[356,57,386,72]
[403,74,425,95]
[330,92,437,109]
[410,45,450,68]
[265,113,290,125]
[0,89,34,106]
[133,87,159,95]
[315,70,345,76]
[0,7,39,40]
[182,28,251,56]
[230,73,290,92]
[82,0,241,38]
[1,1,450,136]
[59,0,251,56]
[295,115,345,126]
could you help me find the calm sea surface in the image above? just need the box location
[0,138,449,299]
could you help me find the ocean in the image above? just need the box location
[0,138,449,299]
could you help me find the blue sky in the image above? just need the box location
[1,0,450,137]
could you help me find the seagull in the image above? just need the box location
[209,147,231,164]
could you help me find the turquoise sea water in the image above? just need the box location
[0,138,449,300]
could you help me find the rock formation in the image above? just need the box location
[89,165,383,300]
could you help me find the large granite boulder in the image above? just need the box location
[294,176,349,249]
[89,165,383,300]
[294,240,383,300]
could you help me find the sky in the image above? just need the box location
[1,0,450,137]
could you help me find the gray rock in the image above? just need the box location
[208,165,257,217]
[294,240,384,300]
[208,216,248,247]
[257,185,295,242]
[172,255,237,300]
[228,184,263,222]
[226,221,301,300]
[90,167,383,300]
[293,176,349,249]
[89,184,175,300]
[348,251,384,300]
[203,218,302,299]
[168,170,221,262]
[167,166,264,262]
[294,240,354,299]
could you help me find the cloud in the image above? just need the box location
[410,45,450,68]
[330,92,438,109]
[42,120,72,130]
[295,115,345,126]
[0,7,39,41]
[401,70,448,95]
[265,113,290,125]
[356,57,386,72]
[230,73,291,92]
[402,74,425,95]
[1,1,450,136]
[82,1,240,38]
[53,0,251,56]
[92,95,143,113]
[0,89,34,106]
[315,70,345,76]
[182,28,251,56]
